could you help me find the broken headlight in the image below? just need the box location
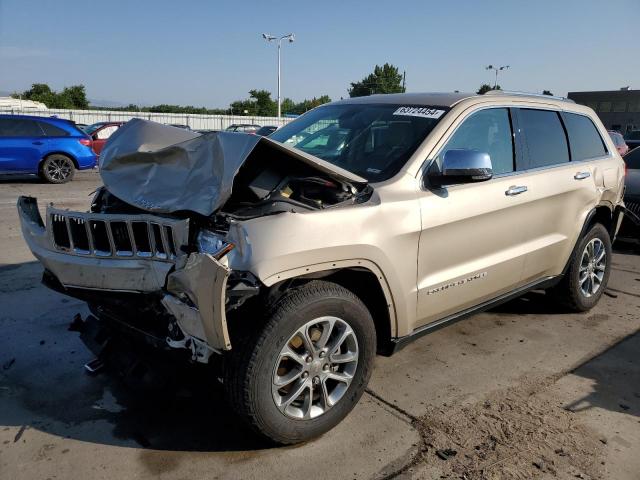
[196,229,234,259]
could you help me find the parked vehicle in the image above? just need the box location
[608,130,629,156]
[624,130,640,150]
[84,121,125,155]
[167,124,191,130]
[226,123,261,133]
[254,125,278,136]
[617,147,640,242]
[195,129,218,134]
[18,91,625,443]
[1,114,96,183]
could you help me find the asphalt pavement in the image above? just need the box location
[0,171,638,479]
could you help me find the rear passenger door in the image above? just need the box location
[0,118,46,173]
[513,108,609,282]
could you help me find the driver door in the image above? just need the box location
[415,107,530,327]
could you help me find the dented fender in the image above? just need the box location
[165,253,232,351]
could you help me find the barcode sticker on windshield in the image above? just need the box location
[393,107,445,119]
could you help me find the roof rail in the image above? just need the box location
[483,90,575,103]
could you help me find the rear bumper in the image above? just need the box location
[17,196,232,356]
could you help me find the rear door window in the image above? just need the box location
[0,118,44,137]
[563,113,607,161]
[518,109,569,168]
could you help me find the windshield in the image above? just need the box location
[83,122,105,134]
[270,103,448,181]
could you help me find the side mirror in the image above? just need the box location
[427,149,493,187]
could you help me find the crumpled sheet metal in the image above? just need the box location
[166,253,232,350]
[99,119,367,217]
[100,119,260,216]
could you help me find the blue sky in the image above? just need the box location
[0,0,638,107]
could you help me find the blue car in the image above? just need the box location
[0,114,97,183]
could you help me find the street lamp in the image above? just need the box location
[262,32,295,118]
[485,65,510,89]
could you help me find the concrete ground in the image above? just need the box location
[0,171,638,479]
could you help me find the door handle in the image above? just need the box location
[574,171,591,180]
[505,185,528,196]
[32,141,44,145]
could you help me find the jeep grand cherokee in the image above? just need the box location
[18,91,625,444]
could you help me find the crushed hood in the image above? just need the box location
[99,119,366,216]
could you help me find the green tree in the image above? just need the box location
[476,84,501,95]
[249,89,277,116]
[59,85,89,109]
[13,83,89,109]
[348,63,405,97]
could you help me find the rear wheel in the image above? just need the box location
[551,223,612,311]
[40,154,75,183]
[224,280,376,444]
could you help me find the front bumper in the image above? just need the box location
[17,196,232,357]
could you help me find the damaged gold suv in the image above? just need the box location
[18,91,625,444]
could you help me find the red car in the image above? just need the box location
[608,130,629,156]
[83,121,125,154]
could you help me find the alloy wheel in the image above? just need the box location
[272,316,359,420]
[46,157,73,182]
[579,238,606,297]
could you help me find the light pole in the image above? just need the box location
[262,33,295,118]
[485,65,510,89]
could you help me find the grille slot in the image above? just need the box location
[150,223,166,258]
[111,222,133,256]
[51,214,70,249]
[131,222,152,256]
[68,217,90,254]
[90,220,111,255]
[164,225,177,257]
[49,211,183,262]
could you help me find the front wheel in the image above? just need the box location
[551,223,612,311]
[224,280,376,444]
[40,154,75,184]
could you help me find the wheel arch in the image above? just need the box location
[39,151,79,170]
[262,260,397,355]
[561,204,614,277]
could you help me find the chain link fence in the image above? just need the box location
[0,107,292,131]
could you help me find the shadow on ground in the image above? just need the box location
[0,261,271,453]
[0,174,43,184]
[563,329,640,418]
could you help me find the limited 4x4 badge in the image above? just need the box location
[426,272,488,295]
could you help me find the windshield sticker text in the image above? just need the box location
[393,107,445,119]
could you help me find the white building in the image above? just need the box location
[0,96,48,111]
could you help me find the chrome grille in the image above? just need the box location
[48,208,188,261]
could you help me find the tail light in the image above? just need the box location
[78,138,92,147]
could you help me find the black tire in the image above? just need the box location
[224,280,376,445]
[40,154,75,184]
[551,223,612,312]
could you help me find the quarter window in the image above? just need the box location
[438,108,514,175]
[563,113,607,161]
[38,121,69,137]
[518,109,569,168]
